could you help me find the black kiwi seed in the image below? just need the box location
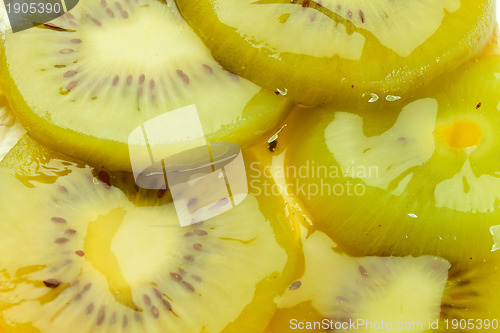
[43,279,60,288]
[98,170,111,186]
[51,217,67,223]
[176,70,190,84]
[359,10,365,23]
[151,306,160,318]
[97,309,106,325]
[183,281,195,292]
[192,274,203,282]
[55,237,69,244]
[194,229,208,236]
[269,140,278,152]
[358,266,369,277]
[86,302,94,315]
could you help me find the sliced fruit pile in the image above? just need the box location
[0,0,499,332]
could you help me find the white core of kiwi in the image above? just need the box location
[0,166,287,332]
[435,159,500,213]
[325,98,437,196]
[215,0,460,58]
[279,230,451,332]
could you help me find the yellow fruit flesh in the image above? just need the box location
[439,120,483,150]
[83,208,138,310]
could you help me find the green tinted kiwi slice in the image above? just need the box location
[283,55,500,261]
[176,0,494,105]
[0,0,292,171]
[271,230,500,333]
[0,137,300,333]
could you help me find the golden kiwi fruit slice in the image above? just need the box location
[0,0,292,171]
[0,137,300,333]
[267,230,500,333]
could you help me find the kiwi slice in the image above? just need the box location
[279,231,451,331]
[176,0,494,106]
[270,230,500,333]
[282,55,500,261]
[0,137,300,333]
[0,0,292,171]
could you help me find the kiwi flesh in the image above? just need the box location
[271,230,500,333]
[0,137,300,333]
[282,55,500,261]
[0,0,292,171]
[176,0,495,106]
